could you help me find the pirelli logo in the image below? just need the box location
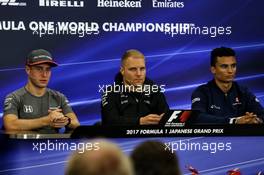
[0,0,26,6]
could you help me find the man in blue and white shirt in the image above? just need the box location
[191,47,264,124]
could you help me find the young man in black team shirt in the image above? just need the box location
[191,47,264,124]
[101,49,169,126]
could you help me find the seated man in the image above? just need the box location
[3,49,80,133]
[191,47,264,124]
[101,49,169,126]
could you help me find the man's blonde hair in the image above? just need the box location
[121,49,145,66]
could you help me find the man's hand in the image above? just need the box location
[48,109,68,128]
[139,113,164,125]
[236,112,263,124]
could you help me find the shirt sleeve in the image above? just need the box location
[3,93,19,117]
[244,88,264,121]
[156,92,170,114]
[191,88,229,124]
[101,91,139,126]
[59,93,73,115]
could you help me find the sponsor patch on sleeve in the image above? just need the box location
[4,97,13,111]
[192,97,201,104]
[101,92,108,107]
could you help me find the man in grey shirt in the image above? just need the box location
[3,49,80,133]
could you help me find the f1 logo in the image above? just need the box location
[0,0,26,6]
[167,111,181,122]
[24,105,33,113]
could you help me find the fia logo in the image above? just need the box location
[0,0,26,6]
[23,105,33,113]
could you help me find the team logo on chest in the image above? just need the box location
[232,97,242,106]
[23,105,33,113]
[210,105,221,110]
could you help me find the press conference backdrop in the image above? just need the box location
[0,0,264,174]
[0,0,264,125]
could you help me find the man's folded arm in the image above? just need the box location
[245,89,264,122]
[191,90,228,124]
[156,92,170,114]
[3,114,50,131]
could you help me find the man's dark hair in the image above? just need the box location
[131,140,181,175]
[210,47,236,67]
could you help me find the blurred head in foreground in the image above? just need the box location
[65,140,134,175]
[131,140,181,175]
